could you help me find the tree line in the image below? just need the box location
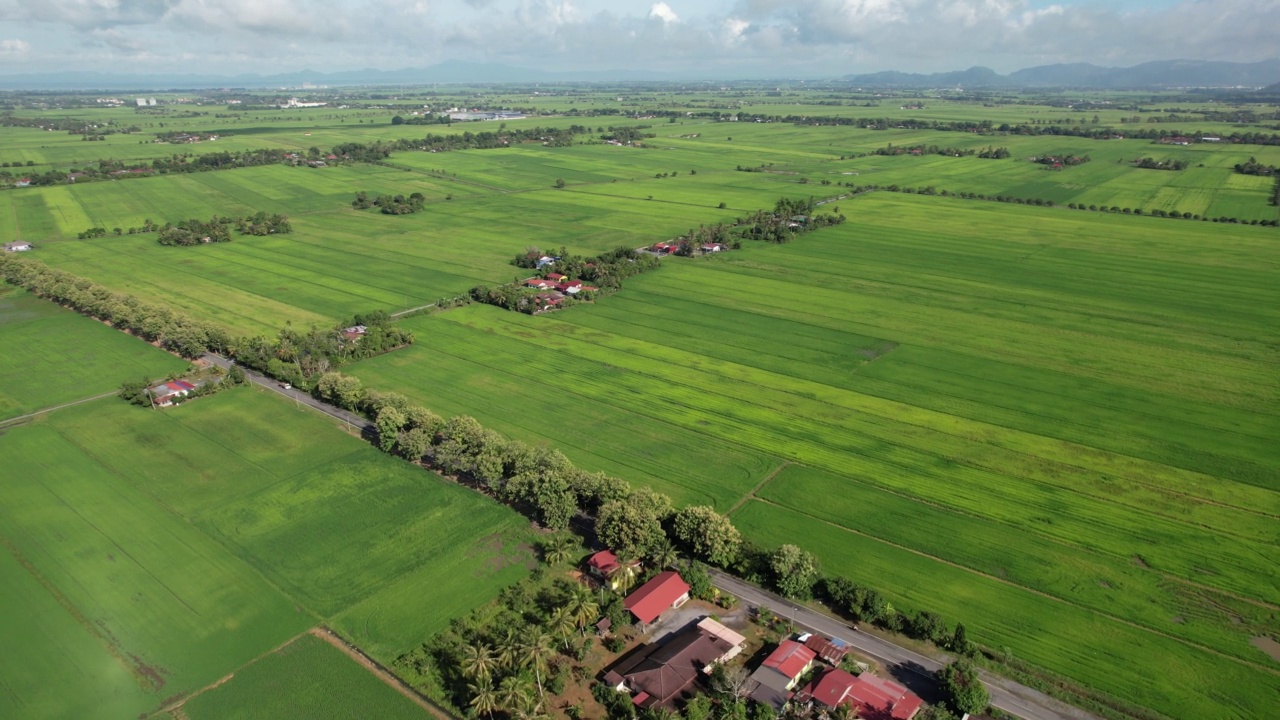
[1234,157,1278,176]
[0,256,411,374]
[352,191,426,214]
[873,143,975,157]
[1130,157,1188,171]
[155,212,292,246]
[0,256,232,358]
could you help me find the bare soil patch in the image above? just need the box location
[1250,636,1280,663]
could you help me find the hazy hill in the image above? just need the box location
[845,58,1280,89]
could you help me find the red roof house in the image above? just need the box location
[588,550,622,576]
[546,272,567,281]
[799,669,922,720]
[625,571,690,625]
[762,640,817,684]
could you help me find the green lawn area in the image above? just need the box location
[179,634,428,720]
[0,285,188,420]
[0,388,530,719]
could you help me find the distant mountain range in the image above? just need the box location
[1,57,1279,91]
[843,59,1280,89]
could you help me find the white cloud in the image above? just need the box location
[649,2,678,23]
[0,0,1278,77]
[0,38,29,55]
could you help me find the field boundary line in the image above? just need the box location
[749,497,1280,677]
[0,390,117,427]
[146,630,311,718]
[309,627,460,720]
[729,460,790,514]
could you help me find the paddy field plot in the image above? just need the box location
[17,158,803,334]
[0,285,188,421]
[349,193,1279,719]
[179,633,428,720]
[0,388,529,719]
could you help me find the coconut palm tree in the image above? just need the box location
[647,538,678,571]
[496,629,523,672]
[498,675,531,715]
[567,586,600,637]
[541,533,576,565]
[548,605,576,651]
[613,557,641,594]
[468,677,499,720]
[460,643,496,681]
[522,630,554,700]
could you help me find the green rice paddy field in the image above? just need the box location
[349,193,1280,719]
[0,388,529,719]
[178,634,427,720]
[5,93,1280,719]
[0,284,188,420]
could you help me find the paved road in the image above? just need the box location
[201,354,373,432]
[708,569,1100,720]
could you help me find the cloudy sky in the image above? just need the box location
[0,0,1276,78]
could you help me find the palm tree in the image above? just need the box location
[498,675,531,715]
[468,677,499,720]
[548,606,576,650]
[613,558,640,594]
[567,586,600,637]
[522,630,552,696]
[541,533,576,565]
[647,538,678,571]
[460,643,496,681]
[496,629,523,672]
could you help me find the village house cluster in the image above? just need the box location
[522,272,599,310]
[586,548,924,718]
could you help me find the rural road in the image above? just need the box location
[201,354,373,432]
[707,569,1101,720]
[196,355,1097,720]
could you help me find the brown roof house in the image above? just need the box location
[604,620,743,709]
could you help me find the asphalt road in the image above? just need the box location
[708,569,1101,720]
[201,354,373,432]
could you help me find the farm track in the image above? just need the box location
[0,390,117,427]
[309,627,459,720]
[748,497,1280,677]
[728,460,790,513]
[146,630,311,718]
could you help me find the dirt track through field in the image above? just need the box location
[148,631,309,718]
[308,628,457,720]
